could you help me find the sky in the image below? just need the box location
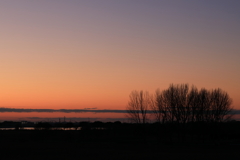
[0,0,240,121]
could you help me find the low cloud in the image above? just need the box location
[0,107,239,115]
[84,108,97,110]
[232,109,240,114]
[0,107,127,113]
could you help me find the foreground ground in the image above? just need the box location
[0,130,239,160]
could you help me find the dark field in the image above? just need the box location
[0,130,239,160]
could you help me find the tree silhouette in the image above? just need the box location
[151,84,233,124]
[151,89,168,123]
[126,90,152,124]
[209,88,233,122]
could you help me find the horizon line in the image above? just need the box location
[0,107,239,114]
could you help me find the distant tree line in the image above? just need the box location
[33,121,123,130]
[126,84,233,124]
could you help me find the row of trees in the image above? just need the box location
[126,84,233,124]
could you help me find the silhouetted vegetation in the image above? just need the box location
[125,83,235,143]
[126,90,151,123]
[0,83,239,159]
[127,84,233,124]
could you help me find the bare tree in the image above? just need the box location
[159,84,191,124]
[126,90,152,124]
[186,85,199,123]
[196,88,212,122]
[151,84,233,124]
[151,89,170,124]
[209,88,233,122]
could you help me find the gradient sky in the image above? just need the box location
[0,1,240,121]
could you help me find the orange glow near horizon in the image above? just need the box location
[0,1,239,121]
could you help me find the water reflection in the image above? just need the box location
[0,127,81,130]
